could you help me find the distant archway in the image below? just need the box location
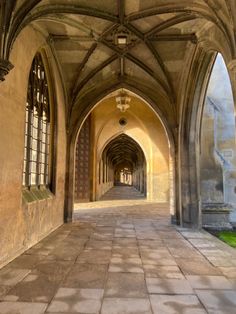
[99,133,147,195]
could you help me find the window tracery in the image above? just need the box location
[23,53,51,188]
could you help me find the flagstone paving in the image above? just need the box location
[0,186,236,313]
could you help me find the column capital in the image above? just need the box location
[0,59,14,81]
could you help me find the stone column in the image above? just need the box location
[0,0,16,81]
[200,98,232,229]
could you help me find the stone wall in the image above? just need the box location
[201,54,236,208]
[0,26,67,268]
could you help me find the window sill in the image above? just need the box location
[22,185,53,204]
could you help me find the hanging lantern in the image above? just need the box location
[116,90,131,112]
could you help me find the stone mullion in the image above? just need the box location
[0,2,5,57]
[25,108,33,187]
[44,121,50,186]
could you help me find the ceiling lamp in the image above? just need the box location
[116,90,131,112]
[117,35,127,45]
[114,26,130,47]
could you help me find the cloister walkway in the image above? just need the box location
[0,186,236,313]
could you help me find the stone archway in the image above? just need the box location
[65,88,176,222]
[200,53,236,229]
[98,133,147,198]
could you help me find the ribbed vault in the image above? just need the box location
[103,133,145,170]
[1,0,236,135]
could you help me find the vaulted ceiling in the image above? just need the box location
[1,0,236,131]
[103,133,145,170]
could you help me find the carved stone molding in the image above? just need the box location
[227,59,236,71]
[202,203,233,230]
[0,59,14,81]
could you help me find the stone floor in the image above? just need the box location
[1,186,236,313]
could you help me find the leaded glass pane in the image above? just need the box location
[22,53,51,188]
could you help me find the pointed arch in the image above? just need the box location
[22,52,54,190]
[64,86,176,223]
[200,53,236,228]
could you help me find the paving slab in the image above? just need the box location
[188,239,217,248]
[48,245,84,261]
[138,239,164,249]
[136,233,161,240]
[110,256,142,265]
[112,247,139,256]
[0,301,47,314]
[101,298,152,314]
[186,275,234,289]
[181,231,212,239]
[206,256,236,267]
[0,267,30,286]
[0,286,12,299]
[142,257,177,266]
[113,238,138,248]
[157,231,183,239]
[196,289,236,314]
[168,247,203,259]
[62,264,107,289]
[199,249,232,257]
[76,250,111,264]
[150,294,207,314]
[143,265,184,279]
[90,233,113,241]
[175,258,221,275]
[3,261,72,303]
[105,273,147,297]
[108,264,144,273]
[85,240,112,250]
[146,278,194,294]
[7,254,43,269]
[163,239,193,248]
[219,267,236,278]
[47,288,103,313]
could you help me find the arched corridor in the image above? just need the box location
[72,88,174,220]
[2,0,236,312]
[102,134,146,193]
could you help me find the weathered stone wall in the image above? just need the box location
[200,54,236,209]
[0,26,66,268]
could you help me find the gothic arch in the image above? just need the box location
[64,86,176,222]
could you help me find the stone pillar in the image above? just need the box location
[200,98,224,204]
[0,1,16,81]
[178,118,200,228]
[200,88,232,229]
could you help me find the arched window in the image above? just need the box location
[23,53,51,188]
